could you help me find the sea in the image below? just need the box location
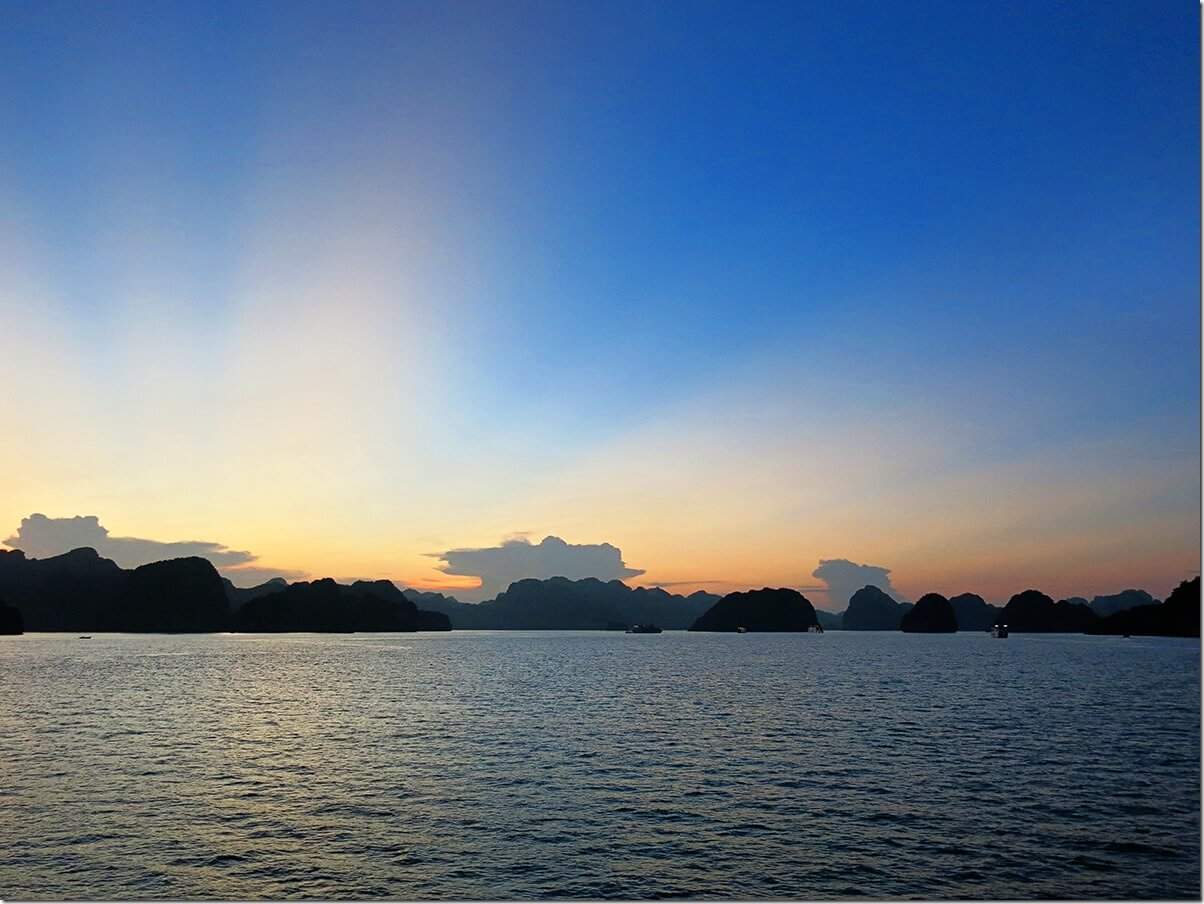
[0,631,1198,900]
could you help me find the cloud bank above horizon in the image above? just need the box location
[434,535,645,601]
[811,558,905,612]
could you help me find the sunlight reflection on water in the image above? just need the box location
[0,631,1198,899]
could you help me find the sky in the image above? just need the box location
[0,0,1198,607]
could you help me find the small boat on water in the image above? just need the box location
[991,623,1009,639]
[78,635,91,639]
[626,623,663,634]
[808,624,824,633]
[735,626,748,633]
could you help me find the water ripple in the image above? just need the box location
[0,631,1198,899]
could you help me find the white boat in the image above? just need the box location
[991,623,1009,638]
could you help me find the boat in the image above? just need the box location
[78,635,91,639]
[625,624,663,634]
[808,623,824,633]
[991,623,1009,638]
[736,626,748,633]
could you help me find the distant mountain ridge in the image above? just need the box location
[1087,578,1199,637]
[236,578,450,632]
[1090,589,1158,618]
[820,582,1196,637]
[0,547,449,633]
[814,609,843,630]
[0,546,1196,638]
[409,576,719,630]
[1002,590,1097,633]
[948,593,999,631]
[222,576,289,610]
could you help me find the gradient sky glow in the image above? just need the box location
[1,1,1199,605]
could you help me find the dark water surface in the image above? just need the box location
[0,631,1198,900]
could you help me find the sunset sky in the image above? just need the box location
[1,1,1198,606]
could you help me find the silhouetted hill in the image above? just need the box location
[0,547,129,631]
[690,587,819,632]
[409,577,718,629]
[1090,589,1157,618]
[1000,589,1054,630]
[0,549,230,632]
[4,544,1193,640]
[415,609,454,631]
[222,576,289,610]
[814,609,843,630]
[100,557,229,632]
[350,579,452,631]
[0,597,22,634]
[901,593,957,632]
[236,578,450,632]
[947,593,999,631]
[1088,577,1199,638]
[0,548,449,633]
[402,588,487,627]
[842,585,912,630]
[1000,589,1098,633]
[1054,598,1099,632]
[402,588,463,608]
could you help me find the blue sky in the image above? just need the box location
[0,1,1198,600]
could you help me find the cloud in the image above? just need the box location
[811,558,904,611]
[433,535,645,601]
[3,513,302,585]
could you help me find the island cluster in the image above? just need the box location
[0,546,1196,638]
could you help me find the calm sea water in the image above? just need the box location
[0,631,1198,900]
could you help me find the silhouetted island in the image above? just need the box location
[1090,588,1158,618]
[114,557,230,632]
[900,592,957,633]
[1088,577,1199,637]
[237,578,450,632]
[1000,589,1098,633]
[822,583,1196,637]
[0,547,126,631]
[947,593,1000,631]
[814,608,844,631]
[222,576,289,610]
[0,547,231,632]
[0,596,22,634]
[408,576,719,630]
[842,585,912,630]
[0,545,1197,639]
[689,587,819,632]
[0,547,450,633]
